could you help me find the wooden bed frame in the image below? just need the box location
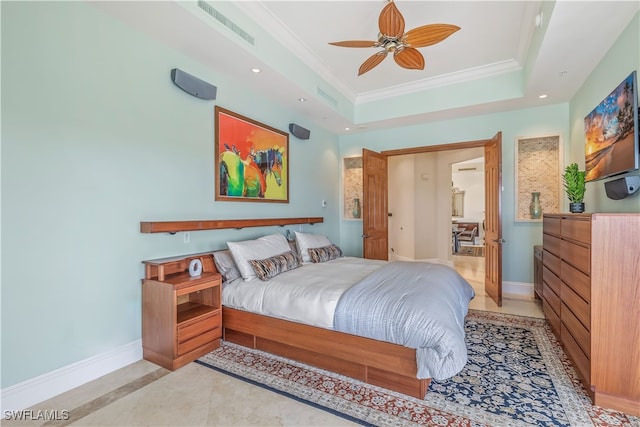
[138,216,430,399]
[222,306,431,399]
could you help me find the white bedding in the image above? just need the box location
[222,256,385,329]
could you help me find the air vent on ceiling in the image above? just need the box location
[316,87,338,107]
[197,0,255,46]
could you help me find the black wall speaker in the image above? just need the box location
[289,123,310,140]
[170,68,217,100]
[604,175,640,200]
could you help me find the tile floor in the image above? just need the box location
[4,255,543,426]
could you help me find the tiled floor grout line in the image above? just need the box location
[42,368,170,427]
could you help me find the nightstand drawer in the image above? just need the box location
[178,311,221,343]
[177,328,221,356]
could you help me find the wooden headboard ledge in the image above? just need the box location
[140,217,323,234]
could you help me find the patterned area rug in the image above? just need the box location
[456,245,485,257]
[197,310,639,427]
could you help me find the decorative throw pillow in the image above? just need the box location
[212,250,241,283]
[227,233,291,281]
[249,250,302,281]
[308,244,343,263]
[295,231,332,263]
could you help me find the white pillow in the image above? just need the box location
[295,231,332,263]
[227,234,291,281]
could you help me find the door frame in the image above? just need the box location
[378,134,503,305]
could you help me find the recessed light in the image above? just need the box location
[345,127,351,131]
[538,94,548,99]
[251,68,261,73]
[298,98,307,102]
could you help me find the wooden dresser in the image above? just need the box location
[542,213,640,416]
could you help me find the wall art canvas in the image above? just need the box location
[215,106,289,203]
[584,71,639,181]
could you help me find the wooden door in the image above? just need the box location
[362,149,388,260]
[484,132,503,306]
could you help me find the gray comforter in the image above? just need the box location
[333,261,475,380]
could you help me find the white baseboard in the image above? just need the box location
[503,281,534,300]
[1,340,142,413]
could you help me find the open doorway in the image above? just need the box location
[451,156,485,296]
[363,133,503,306]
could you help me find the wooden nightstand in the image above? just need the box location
[141,252,221,370]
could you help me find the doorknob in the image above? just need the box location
[362,234,370,238]
[493,238,506,243]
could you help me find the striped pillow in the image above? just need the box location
[249,250,301,281]
[308,244,343,263]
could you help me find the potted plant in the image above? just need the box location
[562,163,586,213]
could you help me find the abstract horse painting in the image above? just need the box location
[215,107,289,203]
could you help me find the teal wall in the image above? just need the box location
[1,2,339,388]
[570,12,640,213]
[338,104,570,284]
[2,2,638,391]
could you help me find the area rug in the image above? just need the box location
[456,245,485,257]
[197,310,639,427]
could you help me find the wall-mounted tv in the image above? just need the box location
[584,71,639,182]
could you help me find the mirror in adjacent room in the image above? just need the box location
[452,187,464,217]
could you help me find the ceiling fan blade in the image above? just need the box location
[379,1,405,38]
[329,40,378,48]
[358,51,388,76]
[404,24,461,48]
[394,48,425,70]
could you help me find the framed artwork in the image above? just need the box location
[214,106,289,203]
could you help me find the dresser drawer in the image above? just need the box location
[543,266,561,296]
[561,302,590,358]
[543,216,561,236]
[543,281,561,315]
[543,250,560,276]
[561,282,590,331]
[561,261,590,302]
[543,234,561,257]
[561,217,591,245]
[543,302,560,340]
[561,323,590,386]
[560,240,590,275]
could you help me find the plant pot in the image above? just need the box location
[569,202,585,213]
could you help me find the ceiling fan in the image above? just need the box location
[329,0,460,76]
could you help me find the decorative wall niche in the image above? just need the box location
[515,135,562,222]
[343,157,363,220]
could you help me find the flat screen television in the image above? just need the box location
[584,71,639,182]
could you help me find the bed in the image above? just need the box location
[215,232,475,399]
